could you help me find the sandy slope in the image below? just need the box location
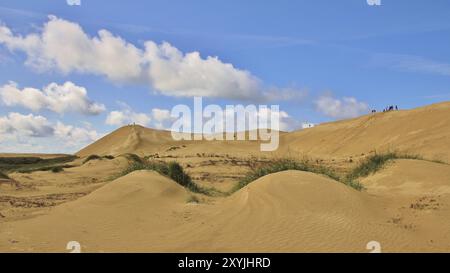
[6,157,129,195]
[76,102,450,162]
[361,159,450,197]
[175,170,412,252]
[280,102,450,162]
[76,125,268,158]
[0,171,190,252]
[3,169,449,252]
[0,157,129,223]
[359,159,450,251]
[76,125,175,157]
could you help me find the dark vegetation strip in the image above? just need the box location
[82,154,115,164]
[0,155,78,173]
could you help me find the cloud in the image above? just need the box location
[106,110,151,127]
[0,81,105,115]
[66,0,81,6]
[315,94,368,119]
[150,108,174,129]
[222,107,298,131]
[0,112,54,137]
[262,109,299,132]
[54,121,101,146]
[0,112,102,152]
[106,102,185,128]
[0,16,303,101]
[106,105,299,132]
[0,16,143,82]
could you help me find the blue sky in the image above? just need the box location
[0,0,450,153]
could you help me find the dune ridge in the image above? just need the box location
[76,102,450,163]
[280,101,450,162]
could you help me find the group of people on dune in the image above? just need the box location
[371,105,399,113]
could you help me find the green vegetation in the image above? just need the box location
[340,152,433,190]
[121,153,143,164]
[83,154,102,164]
[0,155,77,174]
[345,152,422,182]
[117,158,215,195]
[233,152,448,193]
[233,158,363,192]
[82,154,116,164]
[0,157,41,165]
[16,164,74,173]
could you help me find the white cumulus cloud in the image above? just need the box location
[150,108,174,129]
[106,110,151,127]
[0,81,105,115]
[67,0,81,6]
[315,94,369,119]
[0,112,54,137]
[0,16,303,101]
[54,121,101,146]
[0,112,102,152]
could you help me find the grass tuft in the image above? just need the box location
[346,152,422,182]
[82,154,102,164]
[232,158,362,192]
[121,153,143,164]
[339,152,434,190]
[83,154,115,164]
[117,157,212,195]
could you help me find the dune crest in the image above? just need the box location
[280,102,450,162]
[76,125,174,157]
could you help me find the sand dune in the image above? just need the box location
[76,102,450,163]
[76,125,175,157]
[361,159,450,196]
[359,159,450,251]
[3,170,448,252]
[6,156,129,195]
[0,171,190,252]
[280,102,450,162]
[176,170,409,252]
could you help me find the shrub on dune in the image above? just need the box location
[117,157,209,194]
[82,154,102,164]
[82,154,115,164]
